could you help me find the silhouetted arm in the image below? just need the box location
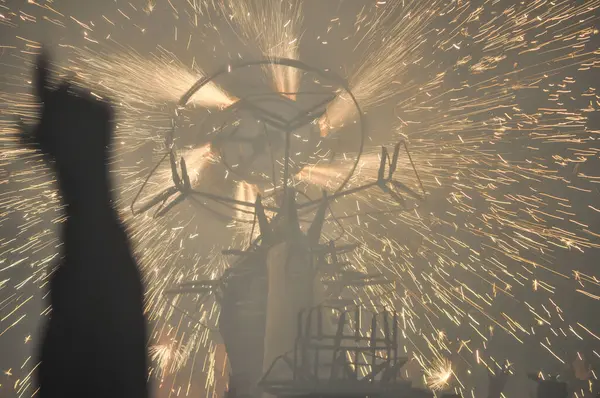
[27,50,149,398]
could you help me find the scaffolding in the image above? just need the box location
[259,306,432,398]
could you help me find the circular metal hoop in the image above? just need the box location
[172,58,366,194]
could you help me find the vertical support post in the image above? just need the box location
[303,308,313,377]
[370,314,377,383]
[383,309,391,365]
[354,307,361,380]
[282,127,291,199]
[297,310,303,341]
[317,306,323,338]
[403,140,426,196]
[294,310,303,381]
[314,340,319,381]
[393,311,399,380]
[355,306,361,341]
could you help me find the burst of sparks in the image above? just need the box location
[425,358,454,391]
[150,340,189,376]
[63,47,235,108]
[1,0,600,397]
[219,0,303,99]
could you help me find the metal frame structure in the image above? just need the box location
[136,58,432,398]
[131,58,369,219]
[213,93,335,186]
[258,306,433,398]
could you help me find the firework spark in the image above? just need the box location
[320,0,444,135]
[0,1,599,397]
[63,47,235,108]
[219,0,303,99]
[150,340,190,376]
[425,358,454,391]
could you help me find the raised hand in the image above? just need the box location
[25,50,114,206]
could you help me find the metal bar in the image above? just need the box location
[244,91,341,100]
[282,127,291,197]
[330,311,346,381]
[294,310,303,381]
[317,306,323,338]
[176,280,219,286]
[393,311,399,380]
[239,98,289,128]
[163,287,216,295]
[370,315,377,382]
[297,181,379,210]
[134,185,178,214]
[383,309,390,344]
[383,311,392,367]
[187,189,277,211]
[355,307,361,341]
[323,279,393,287]
[363,361,390,382]
[304,336,392,344]
[303,308,314,376]
[304,344,393,352]
[286,94,337,131]
[314,338,319,381]
[403,140,426,196]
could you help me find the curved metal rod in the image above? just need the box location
[130,149,171,216]
[134,59,366,220]
[177,58,366,194]
[297,181,380,210]
[258,351,295,385]
[161,297,218,332]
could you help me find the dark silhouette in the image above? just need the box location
[527,373,568,398]
[487,365,510,398]
[24,52,149,398]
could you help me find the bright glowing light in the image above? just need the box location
[1,0,599,397]
[219,0,303,99]
[150,340,189,376]
[63,48,235,108]
[426,358,453,391]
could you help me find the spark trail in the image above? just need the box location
[218,0,303,99]
[63,47,235,108]
[0,0,599,397]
